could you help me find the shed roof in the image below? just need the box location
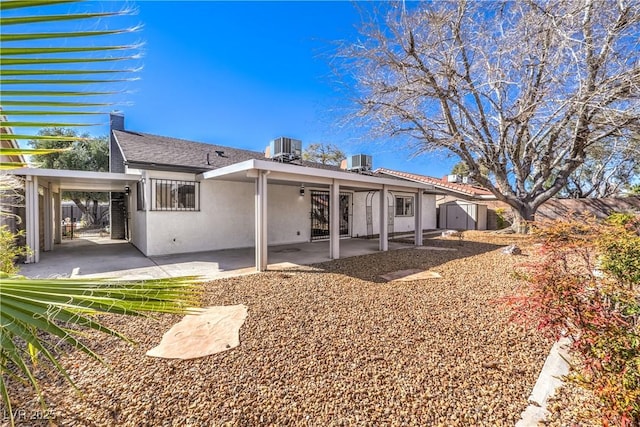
[376,168,495,199]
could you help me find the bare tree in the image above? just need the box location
[339,0,640,231]
[302,142,346,165]
[563,135,640,198]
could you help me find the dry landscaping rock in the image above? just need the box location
[4,232,551,426]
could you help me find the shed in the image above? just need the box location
[439,201,487,230]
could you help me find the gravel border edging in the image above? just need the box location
[516,337,571,426]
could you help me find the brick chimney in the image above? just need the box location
[109,111,125,173]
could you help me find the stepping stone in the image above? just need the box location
[147,304,248,360]
[415,246,458,251]
[380,269,442,282]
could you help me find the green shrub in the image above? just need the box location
[0,225,31,275]
[495,207,510,229]
[599,214,640,287]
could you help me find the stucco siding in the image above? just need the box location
[267,185,311,245]
[352,191,436,237]
[129,183,148,255]
[138,171,312,256]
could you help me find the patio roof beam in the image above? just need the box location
[24,175,39,263]
[200,160,431,192]
[415,190,423,246]
[43,184,53,252]
[53,190,62,245]
[255,170,268,272]
[330,179,340,259]
[379,185,389,252]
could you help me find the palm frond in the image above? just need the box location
[1,11,129,26]
[0,147,70,156]
[0,0,142,133]
[0,276,202,418]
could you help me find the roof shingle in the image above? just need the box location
[113,130,344,173]
[376,168,494,197]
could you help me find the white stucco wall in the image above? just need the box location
[267,184,311,244]
[130,170,313,256]
[352,191,436,237]
[129,182,148,255]
[124,167,435,256]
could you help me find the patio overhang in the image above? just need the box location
[7,168,142,263]
[197,159,433,192]
[8,167,141,192]
[198,159,432,271]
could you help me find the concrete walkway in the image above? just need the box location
[19,237,412,281]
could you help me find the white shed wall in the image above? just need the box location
[477,204,488,231]
[439,200,487,230]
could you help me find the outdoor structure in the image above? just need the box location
[438,200,488,231]
[5,168,141,263]
[10,113,437,271]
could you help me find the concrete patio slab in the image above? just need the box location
[19,236,412,281]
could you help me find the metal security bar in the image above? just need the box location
[310,190,351,241]
[150,179,200,211]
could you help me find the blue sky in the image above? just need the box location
[7,1,459,178]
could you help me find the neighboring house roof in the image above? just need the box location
[376,168,495,199]
[113,130,343,173]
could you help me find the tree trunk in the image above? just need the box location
[71,197,88,220]
[511,205,536,234]
[90,199,98,225]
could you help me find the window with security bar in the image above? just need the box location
[150,179,200,211]
[395,196,414,217]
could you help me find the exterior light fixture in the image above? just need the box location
[299,184,305,197]
[124,186,131,196]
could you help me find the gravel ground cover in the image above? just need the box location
[4,232,554,426]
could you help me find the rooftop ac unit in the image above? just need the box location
[461,176,473,184]
[269,137,302,162]
[447,174,461,183]
[347,154,372,172]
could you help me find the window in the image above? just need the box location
[150,179,199,211]
[136,180,145,211]
[395,196,414,217]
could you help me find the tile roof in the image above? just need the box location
[113,130,343,173]
[376,168,495,198]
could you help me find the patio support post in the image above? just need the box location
[43,184,52,252]
[255,170,268,271]
[379,185,389,251]
[330,179,340,259]
[414,190,423,246]
[53,190,62,244]
[24,175,39,263]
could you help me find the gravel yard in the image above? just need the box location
[5,232,553,426]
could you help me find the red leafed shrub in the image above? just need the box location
[504,214,640,425]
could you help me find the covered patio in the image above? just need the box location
[198,158,431,271]
[9,167,140,263]
[11,160,431,272]
[18,235,414,281]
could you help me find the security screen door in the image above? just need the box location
[310,190,350,241]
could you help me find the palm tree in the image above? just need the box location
[0,2,201,425]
